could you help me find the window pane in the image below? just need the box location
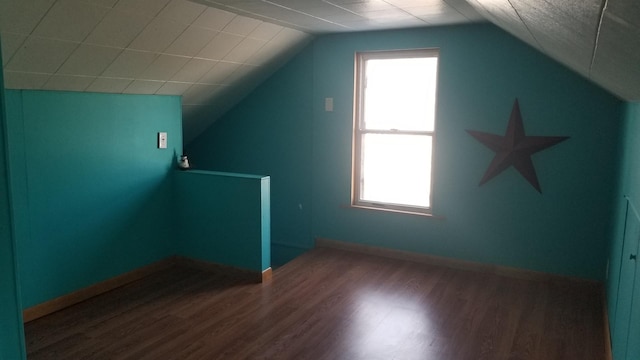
[360,134,432,208]
[363,57,437,132]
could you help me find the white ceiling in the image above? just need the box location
[0,0,312,140]
[191,0,485,32]
[1,0,639,141]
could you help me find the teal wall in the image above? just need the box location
[0,42,26,360]
[607,102,640,360]
[188,23,623,279]
[187,47,314,267]
[5,90,182,308]
[175,170,270,272]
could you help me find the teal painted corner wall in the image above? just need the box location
[175,170,270,272]
[5,90,183,308]
[310,25,622,280]
[607,102,640,360]
[0,42,26,360]
[188,23,623,279]
[187,47,314,266]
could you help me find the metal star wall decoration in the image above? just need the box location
[466,99,569,193]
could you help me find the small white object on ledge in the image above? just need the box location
[178,155,190,170]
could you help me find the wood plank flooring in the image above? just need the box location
[24,247,606,360]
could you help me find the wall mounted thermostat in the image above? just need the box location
[158,132,167,149]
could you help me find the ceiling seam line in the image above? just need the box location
[261,0,349,29]
[590,0,609,78]
[202,1,312,33]
[505,0,544,52]
[442,0,474,21]
[3,0,57,75]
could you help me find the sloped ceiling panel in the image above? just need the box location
[192,0,485,33]
[509,0,602,77]
[465,0,640,101]
[465,0,540,51]
[4,0,640,142]
[590,0,640,101]
[0,0,313,133]
[466,0,602,78]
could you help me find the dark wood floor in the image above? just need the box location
[25,247,606,360]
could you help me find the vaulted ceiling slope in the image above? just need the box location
[465,0,640,102]
[193,0,640,103]
[0,0,312,141]
[1,1,639,142]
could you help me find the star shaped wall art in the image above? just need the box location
[466,99,569,193]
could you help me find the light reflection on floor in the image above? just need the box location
[344,289,442,360]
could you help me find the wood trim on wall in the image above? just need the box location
[23,257,176,323]
[174,256,267,284]
[315,237,602,285]
[262,267,273,282]
[22,257,271,323]
[603,290,613,360]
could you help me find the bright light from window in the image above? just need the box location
[364,58,437,132]
[353,50,438,213]
[361,134,432,208]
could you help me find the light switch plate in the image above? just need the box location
[158,132,167,149]
[325,97,333,112]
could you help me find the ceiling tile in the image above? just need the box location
[157,0,207,24]
[1,32,28,66]
[326,0,397,13]
[129,17,188,53]
[101,49,158,78]
[409,4,468,25]
[164,26,219,57]
[591,12,640,100]
[113,0,172,17]
[82,0,119,7]
[266,27,311,48]
[443,0,486,21]
[198,61,240,84]
[170,58,218,82]
[246,28,311,65]
[223,63,258,84]
[2,71,50,89]
[197,32,244,60]
[155,81,192,95]
[0,0,55,34]
[84,9,153,48]
[248,22,284,41]
[42,74,95,91]
[223,37,266,63]
[32,0,109,42]
[300,6,366,24]
[181,104,203,118]
[466,0,540,50]
[140,54,190,81]
[57,44,122,76]
[222,15,262,36]
[509,0,601,75]
[86,77,133,93]
[182,83,224,105]
[245,41,283,65]
[123,79,165,94]
[193,7,237,31]
[5,36,78,74]
[605,0,640,26]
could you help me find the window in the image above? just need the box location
[352,49,439,215]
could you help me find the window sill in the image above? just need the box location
[342,204,445,219]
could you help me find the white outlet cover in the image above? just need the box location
[158,132,167,149]
[325,97,333,112]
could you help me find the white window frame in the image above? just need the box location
[351,48,439,215]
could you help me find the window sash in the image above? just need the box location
[352,49,438,215]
